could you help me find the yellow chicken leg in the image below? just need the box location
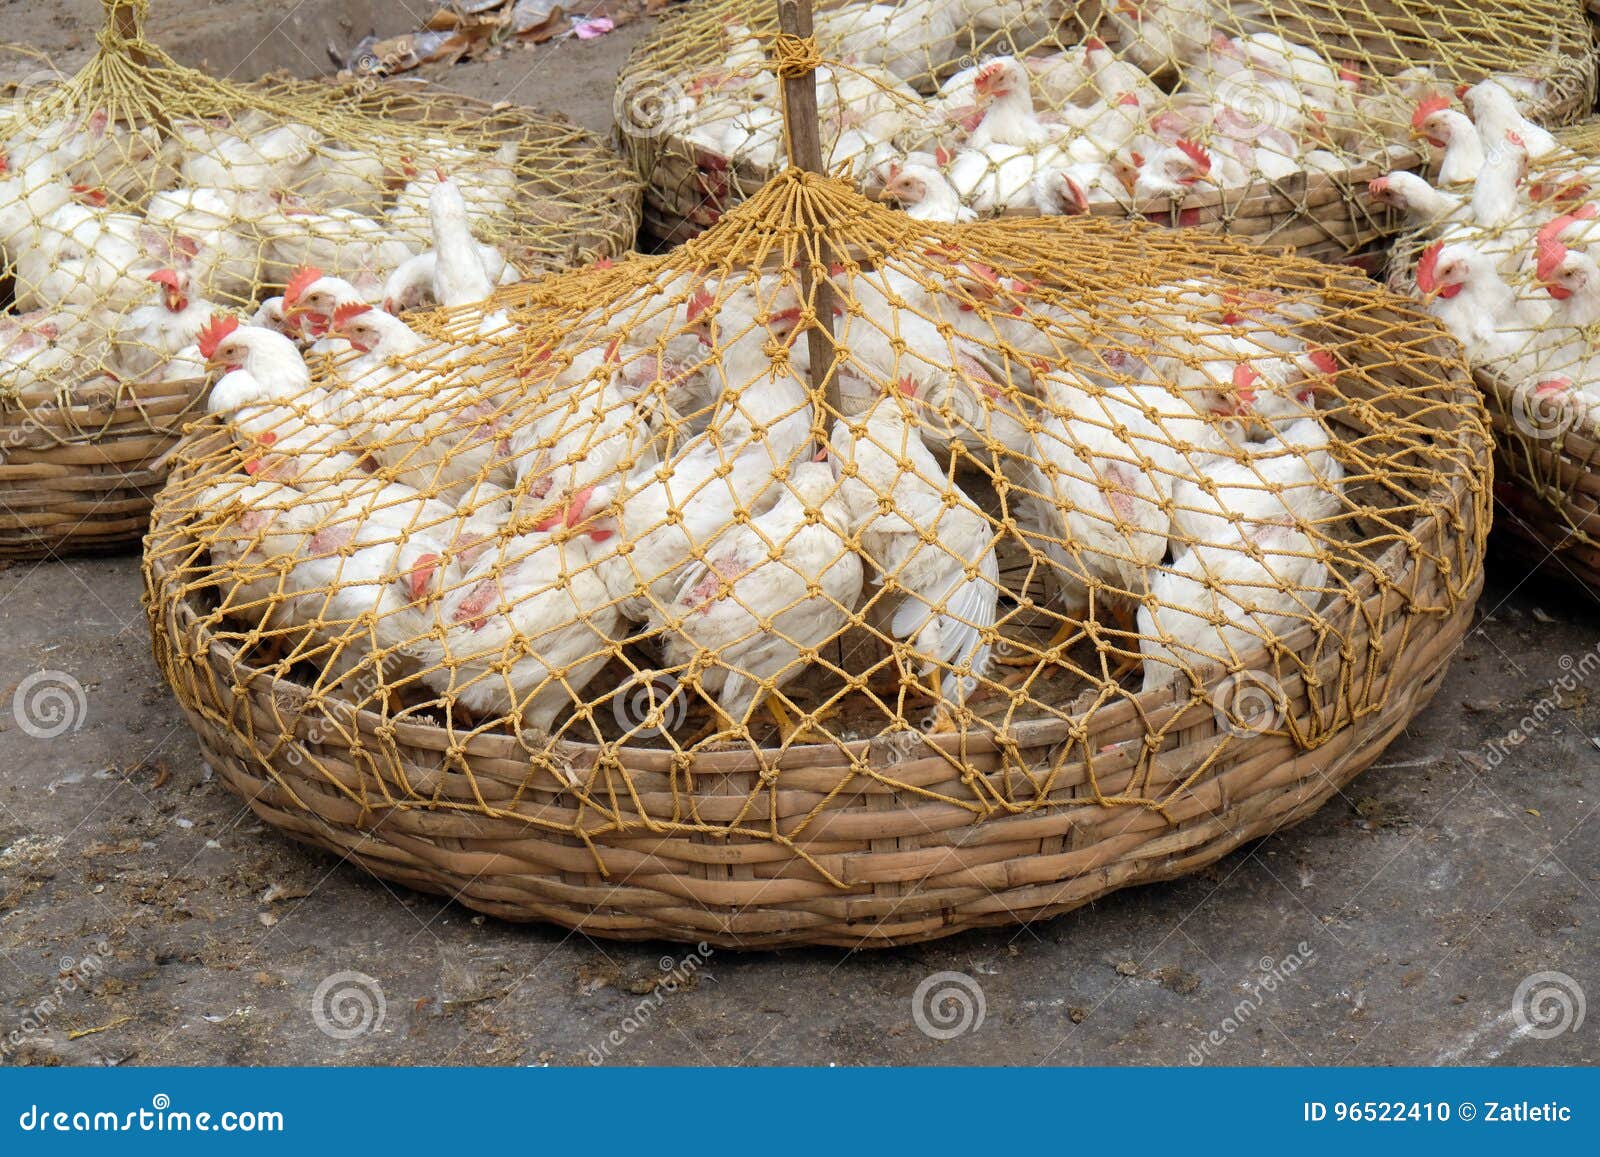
[993,620,1078,667]
[765,696,841,745]
[923,668,959,734]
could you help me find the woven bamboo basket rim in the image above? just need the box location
[145,351,1490,946]
[1476,366,1600,590]
[640,143,1406,261]
[0,374,209,559]
[625,0,1598,259]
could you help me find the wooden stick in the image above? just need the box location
[776,0,840,420]
[112,2,155,70]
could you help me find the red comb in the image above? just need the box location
[686,287,715,324]
[1415,241,1443,294]
[1535,377,1572,394]
[1455,83,1471,100]
[406,554,441,602]
[1536,238,1569,283]
[1308,348,1338,376]
[1175,138,1211,174]
[1411,95,1450,132]
[70,184,107,207]
[147,268,181,289]
[196,314,239,360]
[1536,210,1589,249]
[1084,37,1107,52]
[283,265,323,306]
[1116,91,1140,107]
[934,145,953,166]
[1232,363,1260,398]
[330,302,371,329]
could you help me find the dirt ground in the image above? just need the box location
[1,3,1597,1068]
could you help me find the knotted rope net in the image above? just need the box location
[616,0,1594,258]
[145,163,1488,880]
[1,1,639,553]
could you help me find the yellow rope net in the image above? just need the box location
[144,153,1489,866]
[616,0,1594,257]
[0,1,639,448]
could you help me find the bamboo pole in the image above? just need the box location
[776,0,841,419]
[111,2,155,70]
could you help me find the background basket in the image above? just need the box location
[619,0,1596,260]
[0,2,640,561]
[1383,115,1600,590]
[144,158,1490,946]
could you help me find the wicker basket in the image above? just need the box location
[1478,370,1600,589]
[145,342,1489,948]
[623,0,1597,262]
[0,377,206,558]
[0,87,639,561]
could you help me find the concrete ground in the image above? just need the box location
[1,3,1597,1068]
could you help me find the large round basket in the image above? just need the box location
[621,0,1595,263]
[0,6,640,561]
[144,175,1491,945]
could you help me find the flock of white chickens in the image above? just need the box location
[0,99,525,399]
[10,3,1570,751]
[657,0,1536,225]
[1376,84,1600,436]
[181,208,1359,745]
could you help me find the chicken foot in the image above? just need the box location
[764,696,840,746]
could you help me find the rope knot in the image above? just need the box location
[772,33,822,79]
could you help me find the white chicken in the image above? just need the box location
[110,269,213,379]
[399,500,629,733]
[647,463,864,743]
[1170,418,1347,546]
[829,382,999,724]
[1137,520,1330,691]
